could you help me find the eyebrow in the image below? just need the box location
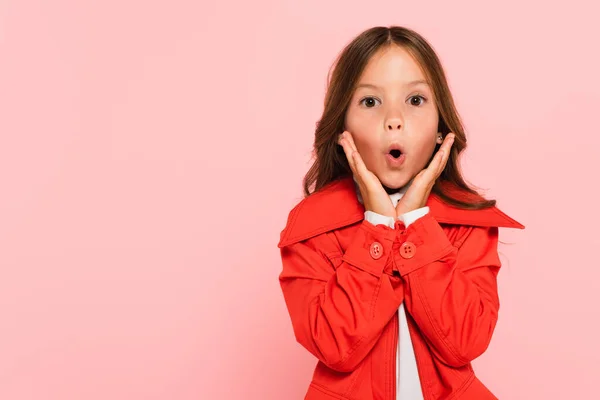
[355,80,429,90]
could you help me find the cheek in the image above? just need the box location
[411,137,438,168]
[406,108,438,130]
[345,110,379,153]
[351,134,381,171]
[406,112,439,158]
[353,136,379,163]
[346,108,376,133]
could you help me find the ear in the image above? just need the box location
[436,132,443,144]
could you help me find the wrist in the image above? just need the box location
[395,201,426,218]
[395,206,414,217]
[366,202,396,218]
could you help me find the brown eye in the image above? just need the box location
[359,97,380,108]
[409,95,426,106]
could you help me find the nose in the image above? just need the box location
[385,114,403,131]
[386,119,402,131]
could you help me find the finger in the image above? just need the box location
[341,131,362,177]
[352,150,376,188]
[437,134,455,175]
[339,137,358,175]
[422,135,452,182]
[422,150,444,182]
[344,131,358,152]
[352,152,370,189]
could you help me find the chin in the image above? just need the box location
[379,172,412,190]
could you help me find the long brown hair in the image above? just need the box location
[302,26,495,210]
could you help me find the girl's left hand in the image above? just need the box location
[395,133,455,217]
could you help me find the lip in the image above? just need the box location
[386,143,405,154]
[385,143,405,168]
[385,152,406,168]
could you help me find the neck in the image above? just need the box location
[382,184,401,195]
[351,175,414,197]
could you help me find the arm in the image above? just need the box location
[278,220,403,373]
[396,213,502,367]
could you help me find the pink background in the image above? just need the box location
[1,1,599,399]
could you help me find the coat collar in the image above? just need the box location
[278,176,524,248]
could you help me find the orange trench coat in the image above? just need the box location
[277,176,524,400]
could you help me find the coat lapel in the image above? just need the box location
[278,176,524,248]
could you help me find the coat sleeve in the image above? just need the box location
[397,212,503,368]
[278,219,404,373]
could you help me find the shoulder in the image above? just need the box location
[277,177,525,249]
[427,180,525,231]
[277,177,365,248]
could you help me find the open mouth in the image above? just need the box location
[385,145,406,167]
[389,149,402,159]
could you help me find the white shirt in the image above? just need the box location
[353,177,428,400]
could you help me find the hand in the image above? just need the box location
[395,133,455,216]
[337,130,396,218]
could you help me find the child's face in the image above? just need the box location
[344,45,441,190]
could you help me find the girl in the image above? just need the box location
[277,26,524,400]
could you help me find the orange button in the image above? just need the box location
[399,241,416,259]
[370,241,383,260]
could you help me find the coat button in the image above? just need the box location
[369,241,383,259]
[399,241,416,259]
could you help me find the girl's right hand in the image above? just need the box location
[337,131,396,218]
